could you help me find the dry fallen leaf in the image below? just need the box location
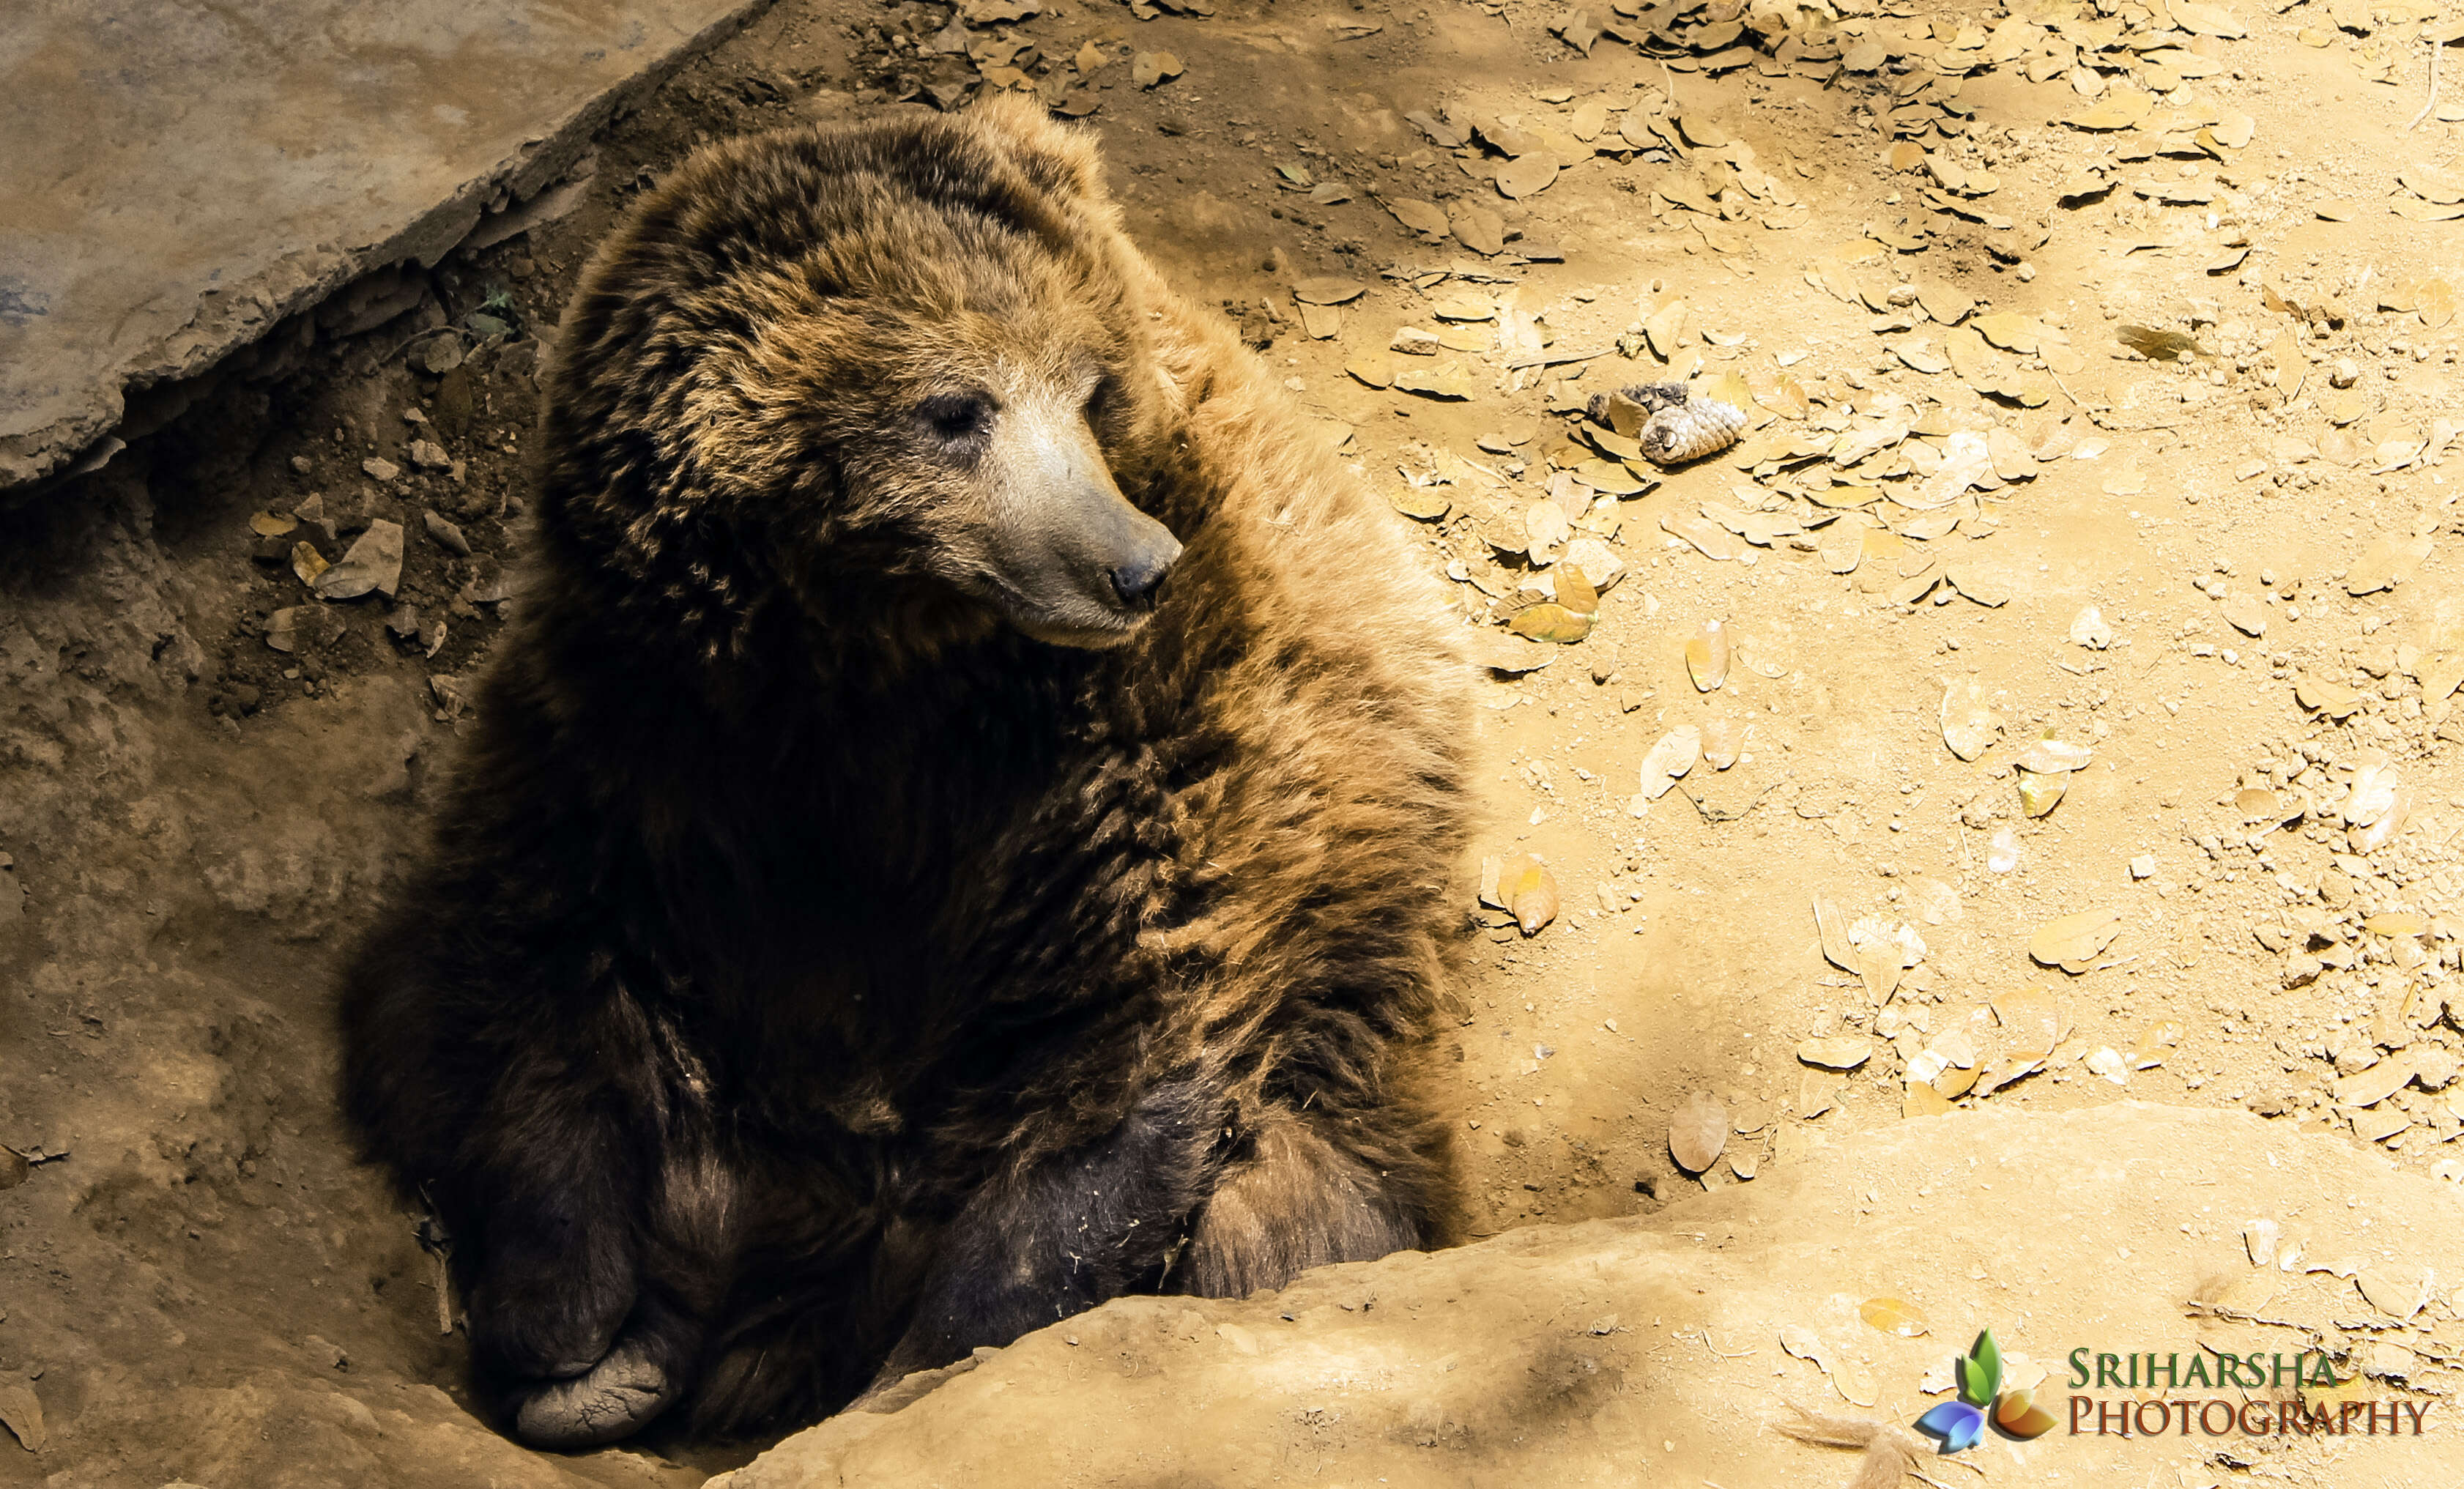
[2422,278,2457,330]
[1939,680,1999,761]
[1904,1080,1954,1118]
[1778,1327,1879,1407]
[1386,197,1450,237]
[2356,1267,2432,1321]
[1495,853,1561,936]
[1974,985,2066,1098]
[2013,737,2092,774]
[2271,330,2307,398]
[1636,725,1704,801]
[1129,51,1184,89]
[1645,299,1692,361]
[1390,360,1476,400]
[1973,311,2038,352]
[1813,894,1858,972]
[1797,1035,1874,1070]
[2030,909,2123,973]
[2016,768,2066,817]
[1858,1297,1930,1337]
[2117,324,2202,360]
[1664,511,1745,565]
[1449,202,1506,257]
[1669,1091,1730,1173]
[1698,714,1740,771]
[1292,275,1366,305]
[1685,618,1730,691]
[1510,602,1592,644]
[2333,1055,2413,1109]
[1494,155,1558,199]
[2126,1018,2182,1069]
[2344,535,2433,595]
[1346,353,1394,389]
[1551,560,1600,615]
[290,541,329,587]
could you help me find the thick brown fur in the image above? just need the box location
[340,97,1472,1447]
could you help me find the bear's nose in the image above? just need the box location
[1109,549,1175,609]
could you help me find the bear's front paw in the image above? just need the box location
[470,1285,631,1382]
[511,1338,678,1448]
[467,1217,639,1382]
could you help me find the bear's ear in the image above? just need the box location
[965,94,1113,210]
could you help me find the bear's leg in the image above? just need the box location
[464,1122,640,1385]
[467,1083,739,1449]
[854,1080,1220,1402]
[508,1290,706,1448]
[1176,1110,1433,1301]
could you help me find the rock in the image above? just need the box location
[2219,593,2267,637]
[458,560,509,606]
[361,456,401,482]
[1561,537,1625,593]
[313,519,405,601]
[710,1105,2464,1489]
[2344,535,2433,596]
[1795,1035,1873,1070]
[2068,605,2112,649]
[263,606,327,654]
[428,674,470,721]
[408,439,453,470]
[0,1381,45,1453]
[421,508,472,555]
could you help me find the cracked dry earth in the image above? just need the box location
[6,0,2464,1483]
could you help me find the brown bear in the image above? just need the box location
[341,97,1471,1449]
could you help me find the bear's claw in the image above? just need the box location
[511,1340,678,1449]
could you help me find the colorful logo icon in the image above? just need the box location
[1916,1329,2057,1452]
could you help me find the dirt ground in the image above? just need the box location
[3,0,2461,1482]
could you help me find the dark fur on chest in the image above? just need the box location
[407,572,1199,1156]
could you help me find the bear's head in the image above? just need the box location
[538,100,1183,661]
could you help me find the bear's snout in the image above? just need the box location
[1106,521,1179,611]
[975,395,1181,647]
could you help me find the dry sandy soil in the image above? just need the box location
[4,0,2463,1482]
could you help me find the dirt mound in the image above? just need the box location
[717,1103,2464,1489]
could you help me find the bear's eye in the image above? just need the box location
[1085,373,1121,426]
[919,393,993,443]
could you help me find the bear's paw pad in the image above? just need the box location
[512,1341,677,1448]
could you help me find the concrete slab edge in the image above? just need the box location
[1,0,776,501]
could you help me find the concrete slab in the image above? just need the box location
[0,0,773,491]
